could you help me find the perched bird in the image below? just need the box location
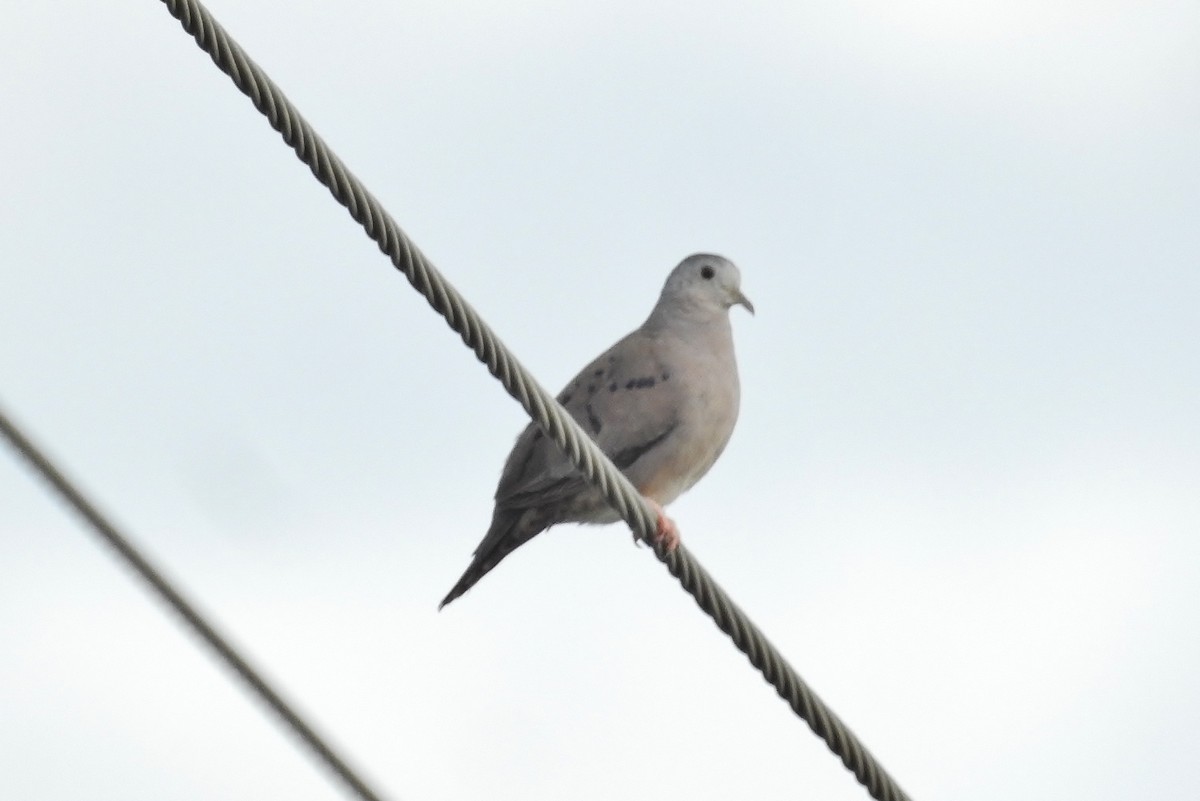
[439,253,752,609]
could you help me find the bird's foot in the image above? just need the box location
[644,499,680,553]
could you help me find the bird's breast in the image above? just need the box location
[638,345,740,506]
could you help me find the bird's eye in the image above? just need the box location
[700,265,715,280]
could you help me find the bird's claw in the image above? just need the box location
[639,499,680,553]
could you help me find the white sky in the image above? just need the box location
[2,1,1198,799]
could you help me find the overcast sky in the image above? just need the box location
[2,1,1198,800]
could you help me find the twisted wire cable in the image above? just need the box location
[0,406,391,801]
[157,2,911,798]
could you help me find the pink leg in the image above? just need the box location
[645,499,680,552]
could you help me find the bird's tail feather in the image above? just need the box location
[438,511,541,609]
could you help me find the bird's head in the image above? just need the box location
[657,253,754,320]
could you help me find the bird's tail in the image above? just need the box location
[438,510,541,610]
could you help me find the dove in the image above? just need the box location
[439,253,752,609]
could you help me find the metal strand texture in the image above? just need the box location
[158,1,911,799]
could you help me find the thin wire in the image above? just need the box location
[150,1,912,798]
[0,406,393,801]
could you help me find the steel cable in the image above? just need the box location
[0,406,393,801]
[149,2,913,798]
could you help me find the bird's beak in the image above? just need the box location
[733,289,755,315]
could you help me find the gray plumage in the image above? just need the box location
[440,253,752,609]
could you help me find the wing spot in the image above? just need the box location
[586,403,602,434]
[608,382,618,392]
[612,423,679,469]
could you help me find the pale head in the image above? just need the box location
[653,253,754,322]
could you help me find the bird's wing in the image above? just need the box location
[495,329,686,510]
